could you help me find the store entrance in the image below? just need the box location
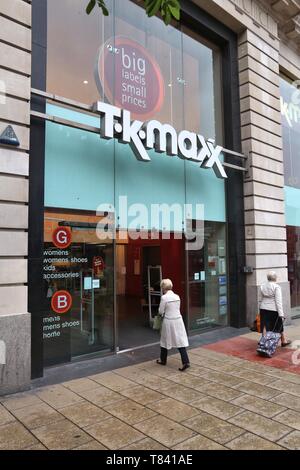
[43,211,115,367]
[116,233,186,351]
[117,242,163,350]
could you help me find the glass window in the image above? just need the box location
[188,221,227,331]
[281,75,300,315]
[287,226,300,317]
[43,210,114,366]
[280,76,300,190]
[44,0,228,362]
[47,0,114,104]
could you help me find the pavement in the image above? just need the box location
[0,322,300,450]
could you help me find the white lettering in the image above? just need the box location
[146,120,178,155]
[58,295,67,309]
[178,130,198,160]
[56,230,68,245]
[94,101,227,179]
[121,109,150,161]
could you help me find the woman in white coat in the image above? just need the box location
[156,279,190,371]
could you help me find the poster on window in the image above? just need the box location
[95,36,165,121]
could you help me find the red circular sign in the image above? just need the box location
[52,227,72,249]
[95,36,165,121]
[51,290,72,314]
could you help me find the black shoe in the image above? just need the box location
[179,363,190,372]
[156,360,166,366]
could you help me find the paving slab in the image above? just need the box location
[231,394,286,419]
[147,398,200,422]
[277,431,300,450]
[2,330,300,451]
[0,404,15,426]
[0,422,40,450]
[103,399,157,425]
[229,411,293,442]
[118,385,163,405]
[226,432,284,450]
[10,402,64,429]
[31,419,92,450]
[134,415,196,448]
[60,402,111,428]
[190,396,243,420]
[85,417,145,450]
[183,412,245,445]
[272,409,300,431]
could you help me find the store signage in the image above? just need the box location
[51,290,72,314]
[52,227,72,249]
[280,96,300,130]
[94,101,227,179]
[93,256,105,276]
[95,37,164,121]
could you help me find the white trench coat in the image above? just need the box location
[159,290,189,350]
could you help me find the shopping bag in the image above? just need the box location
[153,315,163,331]
[256,313,261,333]
[250,313,261,333]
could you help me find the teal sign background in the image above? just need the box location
[45,104,226,229]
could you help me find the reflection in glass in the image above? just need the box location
[188,222,227,331]
[280,76,300,190]
[43,211,114,366]
[287,226,300,317]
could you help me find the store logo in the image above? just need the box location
[52,227,72,249]
[280,96,300,129]
[95,37,164,121]
[94,101,227,179]
[51,291,72,315]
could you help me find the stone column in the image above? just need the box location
[238,28,290,324]
[0,0,31,395]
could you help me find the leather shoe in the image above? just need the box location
[179,363,190,372]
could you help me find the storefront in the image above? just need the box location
[29,0,245,376]
[281,75,300,319]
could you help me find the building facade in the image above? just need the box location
[0,0,300,394]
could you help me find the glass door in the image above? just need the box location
[43,210,115,366]
[187,221,228,331]
[113,1,186,350]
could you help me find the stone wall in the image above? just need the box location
[239,29,290,323]
[193,0,290,323]
[0,0,31,395]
